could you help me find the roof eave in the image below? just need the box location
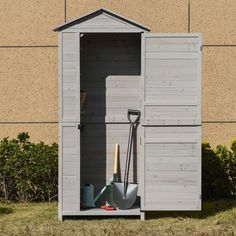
[53,8,150,32]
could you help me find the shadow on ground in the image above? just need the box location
[146,199,236,220]
[0,207,13,215]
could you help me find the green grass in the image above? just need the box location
[0,200,236,236]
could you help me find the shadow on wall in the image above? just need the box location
[80,33,141,199]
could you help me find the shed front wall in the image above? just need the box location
[59,31,80,216]
[59,30,143,216]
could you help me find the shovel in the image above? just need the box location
[106,143,119,207]
[94,144,119,205]
[112,109,141,210]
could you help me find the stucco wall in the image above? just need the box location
[0,0,235,146]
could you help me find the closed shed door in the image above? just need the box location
[141,33,201,210]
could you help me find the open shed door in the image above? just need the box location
[59,32,80,216]
[141,33,201,210]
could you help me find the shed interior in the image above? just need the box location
[80,33,142,209]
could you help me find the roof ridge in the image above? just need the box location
[53,8,150,32]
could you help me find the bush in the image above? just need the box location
[215,142,236,195]
[202,141,236,200]
[0,132,58,202]
[202,143,232,199]
[0,132,236,202]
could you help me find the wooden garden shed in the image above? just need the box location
[54,8,202,220]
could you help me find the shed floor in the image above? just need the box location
[80,206,141,216]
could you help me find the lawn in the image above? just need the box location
[0,200,236,236]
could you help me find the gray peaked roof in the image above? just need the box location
[53,8,150,32]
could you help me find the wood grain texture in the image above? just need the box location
[60,124,80,213]
[142,34,201,125]
[59,32,80,215]
[143,126,201,210]
[69,12,144,31]
[141,34,201,211]
[61,32,80,122]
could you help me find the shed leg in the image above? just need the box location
[58,213,63,221]
[140,212,145,221]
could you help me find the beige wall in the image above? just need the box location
[0,0,235,146]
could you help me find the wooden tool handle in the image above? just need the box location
[114,144,119,174]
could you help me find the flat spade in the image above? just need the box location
[112,109,140,210]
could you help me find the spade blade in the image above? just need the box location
[112,182,138,210]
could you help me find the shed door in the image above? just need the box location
[141,33,201,210]
[59,31,80,214]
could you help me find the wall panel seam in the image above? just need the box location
[0,121,235,124]
[0,45,58,48]
[0,122,58,124]
[65,0,67,22]
[188,0,191,33]
[202,45,236,47]
[202,121,236,124]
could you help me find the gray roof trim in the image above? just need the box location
[53,8,150,32]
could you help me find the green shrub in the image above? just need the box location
[215,142,236,196]
[202,143,232,199]
[230,141,236,193]
[0,132,236,202]
[0,132,58,202]
[202,141,236,200]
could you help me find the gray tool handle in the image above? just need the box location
[123,109,140,198]
[127,109,141,124]
[123,122,134,198]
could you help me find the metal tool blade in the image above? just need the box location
[112,182,138,210]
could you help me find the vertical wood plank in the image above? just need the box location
[60,31,80,216]
[140,33,146,210]
[58,32,63,220]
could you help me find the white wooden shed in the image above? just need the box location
[54,8,202,220]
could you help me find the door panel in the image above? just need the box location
[141,33,201,211]
[143,126,201,210]
[142,34,201,125]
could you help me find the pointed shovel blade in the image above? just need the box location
[112,182,138,210]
